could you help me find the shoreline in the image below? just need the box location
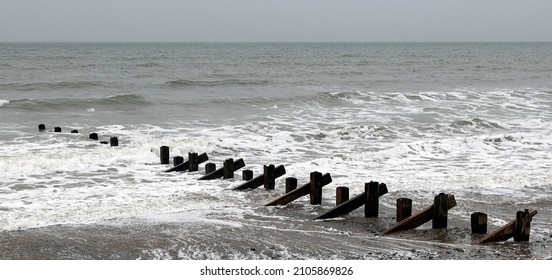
[1,204,550,260]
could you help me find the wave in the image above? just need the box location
[5,94,152,110]
[450,117,505,130]
[164,78,270,88]
[0,81,107,91]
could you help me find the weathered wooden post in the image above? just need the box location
[265,173,332,206]
[173,156,184,167]
[471,212,488,234]
[188,152,199,172]
[71,129,78,133]
[514,209,532,241]
[365,181,380,217]
[336,187,349,206]
[396,198,413,222]
[264,164,276,190]
[432,193,449,229]
[89,133,99,140]
[165,153,209,172]
[205,163,216,174]
[477,209,537,244]
[223,158,234,179]
[310,171,323,205]
[242,170,253,181]
[314,183,388,220]
[54,127,62,133]
[285,177,297,193]
[160,146,170,164]
[38,124,46,132]
[200,158,245,180]
[110,137,118,147]
[233,165,285,190]
[384,194,456,235]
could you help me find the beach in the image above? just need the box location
[1,42,551,260]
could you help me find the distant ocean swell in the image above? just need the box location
[3,94,153,110]
[0,81,110,91]
[163,78,270,88]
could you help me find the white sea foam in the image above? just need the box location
[1,88,552,233]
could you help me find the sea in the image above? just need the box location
[0,42,551,260]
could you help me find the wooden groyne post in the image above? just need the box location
[223,158,234,179]
[285,177,297,193]
[471,212,487,234]
[110,137,118,147]
[89,133,99,140]
[432,193,449,229]
[365,181,380,217]
[264,165,276,190]
[38,124,46,132]
[313,183,388,220]
[165,152,208,172]
[205,163,216,174]
[383,193,457,234]
[264,173,332,206]
[233,165,286,190]
[242,170,254,181]
[198,158,245,180]
[188,152,199,172]
[309,171,323,204]
[477,209,537,244]
[160,146,170,164]
[336,187,349,206]
[54,127,62,133]
[396,198,413,222]
[173,156,184,167]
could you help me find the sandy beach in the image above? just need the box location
[1,199,550,260]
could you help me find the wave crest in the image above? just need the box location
[6,94,152,110]
[164,78,269,88]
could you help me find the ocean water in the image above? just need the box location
[0,42,551,259]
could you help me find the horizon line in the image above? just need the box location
[1,40,551,44]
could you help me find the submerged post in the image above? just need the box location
[264,164,276,190]
[38,124,46,132]
[242,170,253,181]
[310,171,323,205]
[471,212,488,234]
[336,187,349,206]
[365,181,380,217]
[71,129,79,133]
[223,158,234,179]
[396,198,413,222]
[285,177,297,193]
[432,193,449,229]
[205,163,216,174]
[173,156,184,167]
[89,133,99,140]
[160,146,170,164]
[54,127,62,133]
[188,152,199,172]
[110,137,118,147]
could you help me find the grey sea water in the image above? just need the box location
[0,42,551,259]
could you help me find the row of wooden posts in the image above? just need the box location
[159,146,538,244]
[36,125,539,244]
[38,124,119,146]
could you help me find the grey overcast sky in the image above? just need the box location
[1,0,552,42]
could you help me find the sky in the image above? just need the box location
[1,0,552,42]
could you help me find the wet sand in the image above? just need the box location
[1,201,550,260]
